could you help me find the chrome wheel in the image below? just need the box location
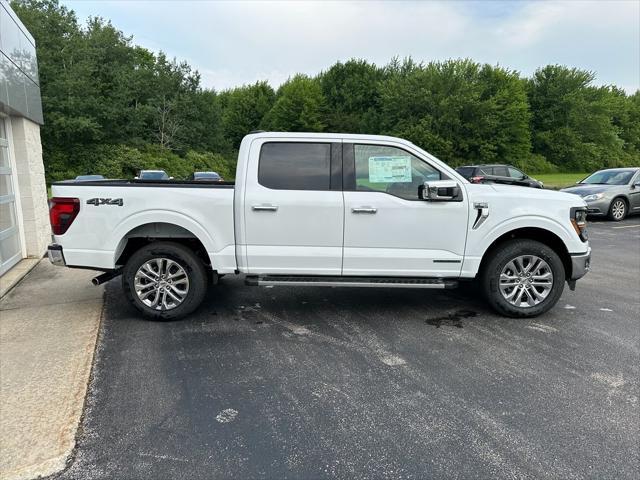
[499,255,553,308]
[611,200,626,220]
[134,258,189,311]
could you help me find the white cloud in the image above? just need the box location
[64,0,640,92]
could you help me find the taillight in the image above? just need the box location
[50,197,80,235]
[470,176,485,183]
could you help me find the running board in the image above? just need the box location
[245,275,458,289]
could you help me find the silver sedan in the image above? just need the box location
[561,168,640,221]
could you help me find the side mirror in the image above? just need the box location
[420,180,463,202]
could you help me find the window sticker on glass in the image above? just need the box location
[368,156,412,183]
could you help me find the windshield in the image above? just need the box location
[140,171,168,180]
[580,170,635,185]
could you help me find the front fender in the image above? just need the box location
[460,215,584,278]
[474,215,577,257]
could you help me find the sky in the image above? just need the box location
[62,0,640,93]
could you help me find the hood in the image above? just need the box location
[465,183,588,219]
[560,184,612,196]
[488,183,584,203]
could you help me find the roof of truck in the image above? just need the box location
[244,131,412,144]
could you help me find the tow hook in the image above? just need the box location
[92,269,122,286]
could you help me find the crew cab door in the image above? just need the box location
[342,142,468,277]
[242,138,344,275]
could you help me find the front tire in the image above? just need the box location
[480,239,565,318]
[608,198,627,221]
[122,241,208,320]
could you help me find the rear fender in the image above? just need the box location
[112,210,217,267]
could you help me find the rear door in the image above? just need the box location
[243,138,344,275]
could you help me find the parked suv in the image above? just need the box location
[456,165,543,188]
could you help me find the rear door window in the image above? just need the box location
[493,166,509,177]
[259,142,331,190]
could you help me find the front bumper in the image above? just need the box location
[584,198,611,216]
[47,244,66,267]
[570,248,591,280]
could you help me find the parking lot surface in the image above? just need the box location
[56,219,639,480]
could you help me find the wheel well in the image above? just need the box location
[115,223,210,268]
[479,227,572,279]
[611,196,629,209]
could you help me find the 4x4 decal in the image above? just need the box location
[86,198,123,206]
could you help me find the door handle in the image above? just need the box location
[252,204,278,211]
[351,207,377,214]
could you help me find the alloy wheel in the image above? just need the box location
[134,258,190,310]
[499,255,553,308]
[611,200,626,220]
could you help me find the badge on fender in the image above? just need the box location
[86,198,123,206]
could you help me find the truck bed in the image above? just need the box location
[50,180,237,272]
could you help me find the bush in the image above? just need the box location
[512,154,559,174]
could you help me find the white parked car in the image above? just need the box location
[48,132,590,320]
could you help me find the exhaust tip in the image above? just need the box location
[91,277,101,286]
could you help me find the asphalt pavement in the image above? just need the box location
[54,218,639,480]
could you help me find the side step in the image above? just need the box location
[245,275,458,289]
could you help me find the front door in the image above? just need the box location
[243,139,344,275]
[342,142,468,277]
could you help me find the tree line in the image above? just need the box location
[12,0,639,182]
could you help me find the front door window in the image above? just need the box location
[354,144,441,200]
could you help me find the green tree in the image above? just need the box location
[261,75,326,132]
[319,59,383,133]
[612,89,640,163]
[379,59,532,166]
[527,65,626,171]
[220,81,275,148]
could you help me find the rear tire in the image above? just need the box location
[608,198,627,221]
[122,241,208,321]
[480,239,565,318]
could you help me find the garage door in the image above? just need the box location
[0,117,23,275]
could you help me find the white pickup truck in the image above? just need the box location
[48,132,591,320]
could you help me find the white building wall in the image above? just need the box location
[11,116,48,257]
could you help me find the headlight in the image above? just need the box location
[582,193,604,202]
[570,207,588,241]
